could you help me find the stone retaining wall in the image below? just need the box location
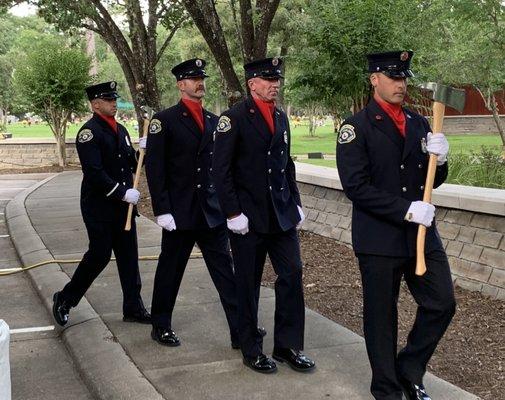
[0,141,80,167]
[443,115,504,134]
[296,163,505,300]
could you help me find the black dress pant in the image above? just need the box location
[357,249,456,400]
[151,224,238,340]
[229,227,305,359]
[61,217,143,314]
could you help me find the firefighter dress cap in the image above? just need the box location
[85,81,120,100]
[366,51,415,78]
[244,57,284,80]
[171,58,208,81]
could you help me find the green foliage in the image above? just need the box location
[447,147,505,189]
[14,38,91,119]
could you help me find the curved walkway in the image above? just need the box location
[5,171,479,400]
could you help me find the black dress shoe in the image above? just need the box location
[52,292,70,326]
[231,340,240,350]
[243,354,277,374]
[272,348,316,372]
[123,306,151,324]
[151,327,180,347]
[398,375,431,400]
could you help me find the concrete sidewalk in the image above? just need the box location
[6,171,479,400]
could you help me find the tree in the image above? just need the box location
[181,0,281,105]
[14,38,91,166]
[289,0,438,131]
[423,0,505,156]
[35,0,188,121]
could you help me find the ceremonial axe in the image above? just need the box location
[125,105,154,231]
[415,83,465,275]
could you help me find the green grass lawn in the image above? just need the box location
[4,121,502,155]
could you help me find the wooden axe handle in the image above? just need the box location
[125,118,150,231]
[415,101,445,275]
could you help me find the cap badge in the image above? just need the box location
[272,57,279,66]
[110,82,116,89]
[196,59,203,67]
[400,51,409,61]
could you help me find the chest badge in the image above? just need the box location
[217,115,232,133]
[283,131,288,144]
[421,137,428,153]
[125,135,131,147]
[78,129,93,143]
[338,124,356,144]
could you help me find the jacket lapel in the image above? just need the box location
[270,107,285,147]
[198,110,213,152]
[177,101,202,143]
[402,110,423,160]
[366,99,404,151]
[245,97,273,144]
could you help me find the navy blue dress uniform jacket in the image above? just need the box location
[336,99,448,257]
[212,96,301,234]
[76,113,139,222]
[145,101,224,230]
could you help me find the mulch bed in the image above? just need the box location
[6,167,501,399]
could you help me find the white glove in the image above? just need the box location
[405,201,435,227]
[296,205,305,229]
[227,213,249,235]
[157,213,177,231]
[426,132,449,165]
[138,136,147,149]
[123,188,140,205]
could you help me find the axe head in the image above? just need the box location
[418,82,466,113]
[140,105,154,120]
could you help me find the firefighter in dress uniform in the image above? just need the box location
[336,51,456,400]
[52,81,150,326]
[212,57,316,374]
[145,59,246,348]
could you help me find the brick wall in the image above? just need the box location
[0,141,80,168]
[298,182,505,300]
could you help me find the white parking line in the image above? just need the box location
[10,325,55,334]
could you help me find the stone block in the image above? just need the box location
[474,230,502,248]
[481,284,499,299]
[480,248,505,270]
[500,237,505,251]
[337,216,351,229]
[330,227,343,240]
[449,257,471,277]
[488,268,505,288]
[316,212,327,223]
[444,210,472,225]
[313,186,326,199]
[457,226,476,244]
[319,225,334,238]
[337,203,352,216]
[435,208,447,220]
[298,183,315,196]
[300,195,316,209]
[437,221,460,240]
[460,244,483,263]
[315,198,327,211]
[324,190,340,201]
[325,202,340,214]
[340,230,352,244]
[325,214,341,227]
[466,263,493,283]
[470,214,505,233]
[496,288,505,301]
[307,210,319,221]
[445,241,463,257]
[441,239,448,249]
[454,278,483,293]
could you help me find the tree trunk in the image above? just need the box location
[308,110,316,137]
[489,94,505,159]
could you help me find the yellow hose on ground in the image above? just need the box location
[0,253,203,277]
